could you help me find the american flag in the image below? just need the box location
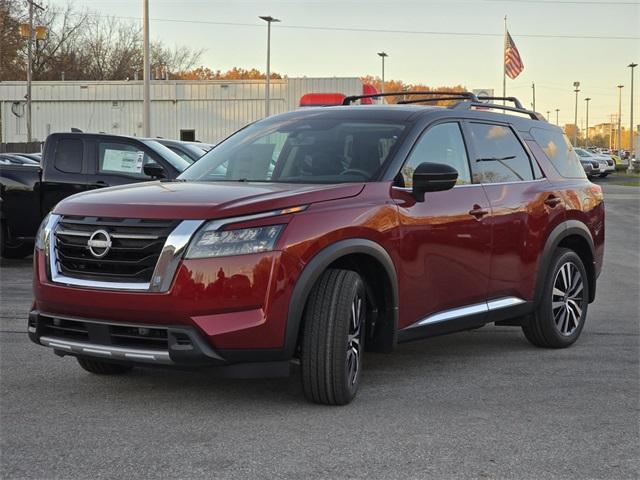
[504,31,524,79]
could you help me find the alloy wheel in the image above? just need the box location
[346,293,363,386]
[551,262,584,336]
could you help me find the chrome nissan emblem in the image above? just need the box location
[87,229,112,258]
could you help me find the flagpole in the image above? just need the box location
[503,15,507,105]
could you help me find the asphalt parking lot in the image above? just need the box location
[1,184,638,480]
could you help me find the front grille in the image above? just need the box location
[40,315,168,350]
[54,216,178,283]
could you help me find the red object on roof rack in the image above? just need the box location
[299,93,346,107]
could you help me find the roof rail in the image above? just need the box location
[476,96,524,109]
[342,91,479,105]
[398,96,475,105]
[452,101,546,121]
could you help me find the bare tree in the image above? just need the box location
[0,0,26,81]
[1,1,203,81]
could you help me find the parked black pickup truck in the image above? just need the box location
[0,132,190,258]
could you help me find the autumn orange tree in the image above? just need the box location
[175,66,283,81]
[360,76,466,106]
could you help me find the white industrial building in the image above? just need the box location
[0,77,363,144]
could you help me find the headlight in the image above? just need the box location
[184,224,284,259]
[34,213,52,251]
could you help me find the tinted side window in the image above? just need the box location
[54,139,83,174]
[98,142,152,177]
[401,122,471,187]
[530,128,586,178]
[468,123,534,183]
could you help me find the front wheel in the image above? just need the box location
[300,269,366,405]
[599,173,609,178]
[77,356,134,375]
[523,248,589,348]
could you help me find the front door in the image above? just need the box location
[392,121,492,331]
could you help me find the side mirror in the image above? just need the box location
[412,162,458,201]
[143,162,166,179]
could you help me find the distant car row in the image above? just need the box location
[575,148,616,178]
[0,153,42,166]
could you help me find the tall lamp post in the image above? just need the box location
[377,52,388,96]
[143,0,150,137]
[629,63,637,166]
[584,97,591,148]
[21,0,45,144]
[573,81,580,146]
[555,109,560,125]
[259,15,280,117]
[617,84,624,151]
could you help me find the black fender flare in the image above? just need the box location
[284,238,399,358]
[535,220,596,304]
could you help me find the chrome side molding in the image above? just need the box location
[408,296,526,328]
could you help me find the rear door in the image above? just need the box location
[392,121,493,330]
[464,121,564,306]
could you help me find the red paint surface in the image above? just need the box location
[35,156,605,351]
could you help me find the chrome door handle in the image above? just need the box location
[469,205,489,219]
[544,195,562,208]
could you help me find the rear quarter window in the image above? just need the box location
[530,128,586,178]
[54,138,83,173]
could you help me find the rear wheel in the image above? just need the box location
[1,223,33,259]
[523,248,589,348]
[599,172,609,178]
[76,356,133,375]
[301,269,366,405]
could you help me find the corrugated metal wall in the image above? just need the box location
[0,78,362,144]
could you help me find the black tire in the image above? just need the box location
[523,248,589,348]
[1,223,33,259]
[301,269,366,405]
[76,356,133,375]
[599,173,609,178]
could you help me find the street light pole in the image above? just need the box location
[546,110,550,122]
[259,16,280,117]
[377,52,388,96]
[584,97,591,148]
[573,81,580,146]
[142,0,151,137]
[629,63,637,166]
[617,84,624,151]
[24,0,44,144]
[531,82,536,111]
[555,108,560,126]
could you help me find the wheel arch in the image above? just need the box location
[536,220,596,304]
[284,238,399,358]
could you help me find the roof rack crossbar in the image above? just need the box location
[342,91,480,105]
[452,101,545,121]
[398,97,475,105]
[476,96,524,109]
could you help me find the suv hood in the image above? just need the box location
[54,181,365,219]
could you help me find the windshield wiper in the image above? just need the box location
[476,155,516,162]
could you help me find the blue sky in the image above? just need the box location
[59,0,639,127]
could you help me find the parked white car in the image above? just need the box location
[574,148,615,177]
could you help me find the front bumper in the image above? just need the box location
[28,310,290,377]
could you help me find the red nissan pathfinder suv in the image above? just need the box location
[29,92,604,405]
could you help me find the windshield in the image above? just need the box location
[142,140,191,172]
[179,118,406,183]
[574,149,591,157]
